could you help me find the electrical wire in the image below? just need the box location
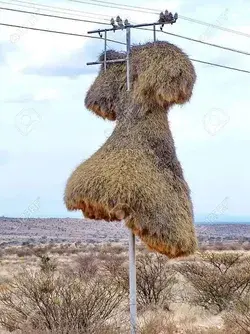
[1,22,250,74]
[0,22,126,45]
[70,0,250,39]
[3,5,249,57]
[0,6,110,25]
[4,0,111,19]
[136,27,250,57]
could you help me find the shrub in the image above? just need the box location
[104,253,177,310]
[224,295,250,333]
[0,260,125,333]
[138,313,177,334]
[175,252,250,313]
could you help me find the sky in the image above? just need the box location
[0,0,250,222]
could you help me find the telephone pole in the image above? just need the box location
[86,10,178,334]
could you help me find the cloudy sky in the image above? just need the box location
[0,0,250,222]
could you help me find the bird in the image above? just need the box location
[159,11,165,30]
[173,13,178,22]
[158,11,165,23]
[168,12,174,22]
[124,19,129,27]
[164,10,169,20]
[110,17,117,31]
[116,15,124,29]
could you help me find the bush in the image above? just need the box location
[104,253,177,310]
[138,313,177,334]
[175,252,250,313]
[224,295,250,333]
[0,259,125,333]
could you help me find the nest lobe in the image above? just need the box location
[85,41,196,121]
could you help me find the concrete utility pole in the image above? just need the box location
[86,11,178,334]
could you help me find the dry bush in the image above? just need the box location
[0,256,125,333]
[38,254,57,273]
[224,295,250,333]
[175,252,250,313]
[99,243,125,255]
[64,254,99,280]
[138,313,177,334]
[104,253,177,310]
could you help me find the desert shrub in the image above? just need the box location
[138,313,177,334]
[0,258,125,333]
[16,247,34,257]
[38,254,57,273]
[104,253,177,310]
[224,295,250,333]
[67,254,99,280]
[175,252,250,313]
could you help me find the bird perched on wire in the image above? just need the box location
[164,10,169,20]
[110,17,117,31]
[116,15,124,29]
[158,11,165,23]
[159,11,165,30]
[124,19,129,27]
[167,11,174,22]
[173,13,178,22]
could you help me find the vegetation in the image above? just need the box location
[175,252,250,313]
[0,245,250,333]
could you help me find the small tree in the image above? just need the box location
[104,252,177,310]
[175,252,250,313]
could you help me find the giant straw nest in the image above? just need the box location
[64,41,198,258]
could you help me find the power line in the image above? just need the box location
[4,0,111,20]
[4,2,249,58]
[70,0,157,14]
[0,22,125,45]
[190,58,250,74]
[136,27,250,57]
[161,31,250,56]
[1,22,250,75]
[0,6,110,25]
[8,0,250,40]
[70,0,250,39]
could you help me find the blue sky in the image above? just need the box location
[0,0,250,222]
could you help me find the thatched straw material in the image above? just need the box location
[85,41,196,121]
[65,41,197,258]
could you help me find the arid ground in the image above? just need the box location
[0,218,250,333]
[0,217,250,248]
